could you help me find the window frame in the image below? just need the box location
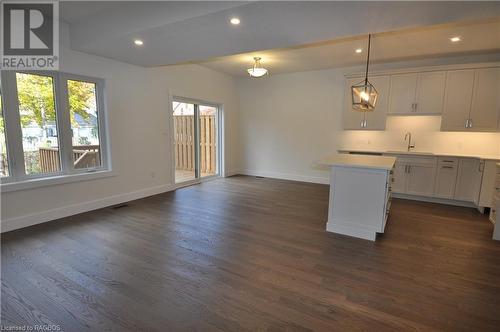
[0,70,111,188]
[171,96,223,185]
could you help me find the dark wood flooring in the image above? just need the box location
[2,175,500,331]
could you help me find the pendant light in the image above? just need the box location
[351,34,378,112]
[247,57,268,78]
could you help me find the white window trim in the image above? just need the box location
[0,71,112,191]
[1,169,116,193]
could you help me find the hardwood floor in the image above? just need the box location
[2,175,500,331]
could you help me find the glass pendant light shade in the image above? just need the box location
[351,34,378,112]
[247,57,268,78]
[351,80,378,111]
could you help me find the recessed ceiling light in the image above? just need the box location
[355,48,362,54]
[450,36,461,42]
[230,18,240,25]
[134,39,144,46]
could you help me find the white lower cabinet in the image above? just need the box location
[388,154,486,205]
[406,164,437,196]
[434,157,459,199]
[391,163,407,193]
[389,156,437,196]
[455,158,483,204]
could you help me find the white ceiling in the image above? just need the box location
[198,18,500,77]
[60,1,500,67]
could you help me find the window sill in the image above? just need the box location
[1,169,116,193]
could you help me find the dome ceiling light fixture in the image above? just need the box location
[351,34,378,116]
[247,57,269,78]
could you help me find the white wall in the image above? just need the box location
[236,62,500,184]
[0,47,239,230]
[236,69,344,183]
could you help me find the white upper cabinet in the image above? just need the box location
[469,68,500,131]
[441,67,500,132]
[344,65,499,132]
[388,73,418,114]
[416,71,446,115]
[441,69,475,131]
[388,71,445,115]
[343,75,390,130]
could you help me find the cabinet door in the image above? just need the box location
[365,75,390,130]
[441,70,475,131]
[478,160,498,207]
[469,68,500,132]
[407,164,437,196]
[343,76,388,130]
[435,164,458,198]
[391,163,408,193]
[416,71,446,114]
[455,159,483,203]
[389,73,418,114]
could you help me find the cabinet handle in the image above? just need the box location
[479,161,484,172]
[469,118,473,128]
[442,160,454,163]
[441,166,454,169]
[465,119,470,128]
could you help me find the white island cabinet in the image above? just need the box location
[319,154,396,241]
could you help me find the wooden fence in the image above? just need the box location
[173,115,216,174]
[39,145,100,172]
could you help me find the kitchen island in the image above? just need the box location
[319,154,396,241]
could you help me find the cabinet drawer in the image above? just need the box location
[438,157,459,165]
[391,155,437,166]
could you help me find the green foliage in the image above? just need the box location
[68,80,95,127]
[16,74,96,128]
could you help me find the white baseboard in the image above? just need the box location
[238,169,329,185]
[1,183,175,233]
[392,193,477,208]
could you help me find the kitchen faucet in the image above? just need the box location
[405,132,415,152]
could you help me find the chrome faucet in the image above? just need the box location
[405,132,415,152]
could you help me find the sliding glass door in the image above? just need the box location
[172,100,219,184]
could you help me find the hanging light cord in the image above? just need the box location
[364,34,371,86]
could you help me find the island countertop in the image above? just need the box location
[318,154,396,170]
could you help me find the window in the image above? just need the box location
[16,73,60,174]
[0,71,108,186]
[67,79,101,169]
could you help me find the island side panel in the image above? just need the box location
[327,166,389,241]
